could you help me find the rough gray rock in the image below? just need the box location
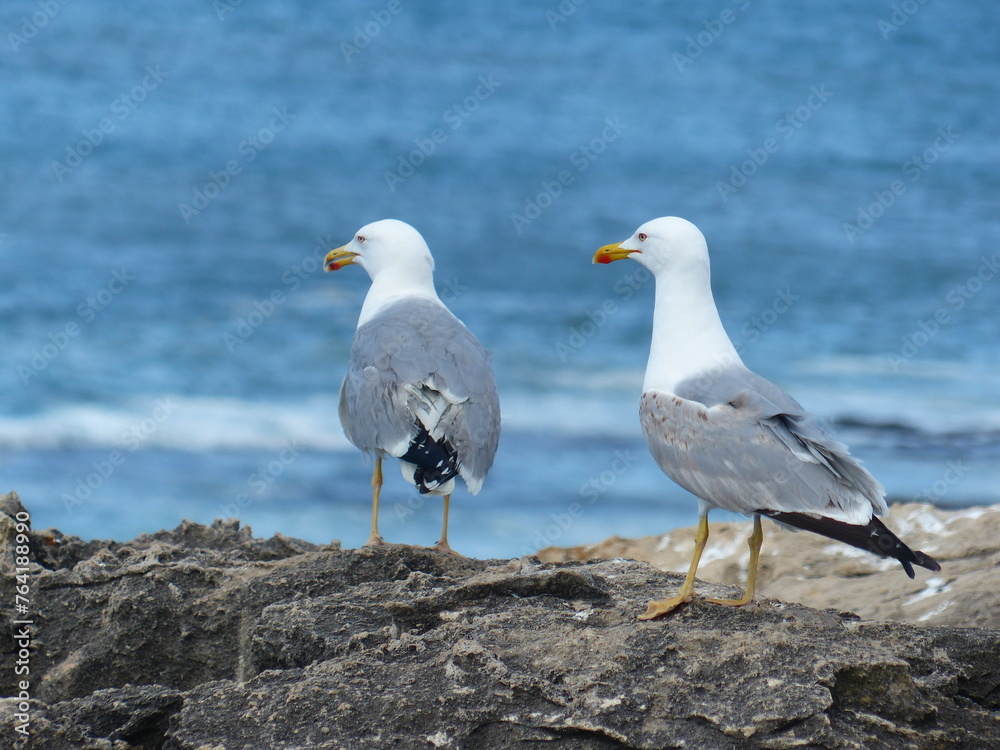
[1,492,998,749]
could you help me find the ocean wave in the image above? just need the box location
[0,391,642,451]
[794,385,1000,440]
[498,390,639,439]
[0,396,352,452]
[1,384,998,454]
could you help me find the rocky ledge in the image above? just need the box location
[540,502,1000,630]
[1,492,998,749]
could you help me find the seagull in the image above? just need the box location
[325,219,500,554]
[594,217,940,619]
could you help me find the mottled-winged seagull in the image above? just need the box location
[594,217,940,619]
[325,219,500,554]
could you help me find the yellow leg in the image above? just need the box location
[705,514,763,607]
[431,494,462,556]
[639,513,710,620]
[365,457,385,546]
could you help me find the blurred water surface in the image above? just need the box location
[1,1,998,556]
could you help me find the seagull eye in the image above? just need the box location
[637,233,647,242]
[357,235,366,244]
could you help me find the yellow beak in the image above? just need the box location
[324,245,359,272]
[593,242,638,264]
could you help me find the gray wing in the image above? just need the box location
[339,296,500,493]
[640,365,885,522]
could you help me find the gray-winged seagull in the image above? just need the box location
[594,216,940,619]
[325,219,500,554]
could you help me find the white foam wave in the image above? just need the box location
[0,395,353,452]
[499,390,640,438]
[795,385,1000,437]
[0,389,644,452]
[1,378,996,455]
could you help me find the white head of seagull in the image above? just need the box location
[594,216,743,395]
[325,219,440,327]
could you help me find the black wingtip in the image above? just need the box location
[757,510,941,577]
[910,549,942,574]
[867,516,942,575]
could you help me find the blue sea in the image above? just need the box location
[2,1,998,558]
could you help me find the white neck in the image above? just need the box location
[642,265,742,393]
[357,266,441,327]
